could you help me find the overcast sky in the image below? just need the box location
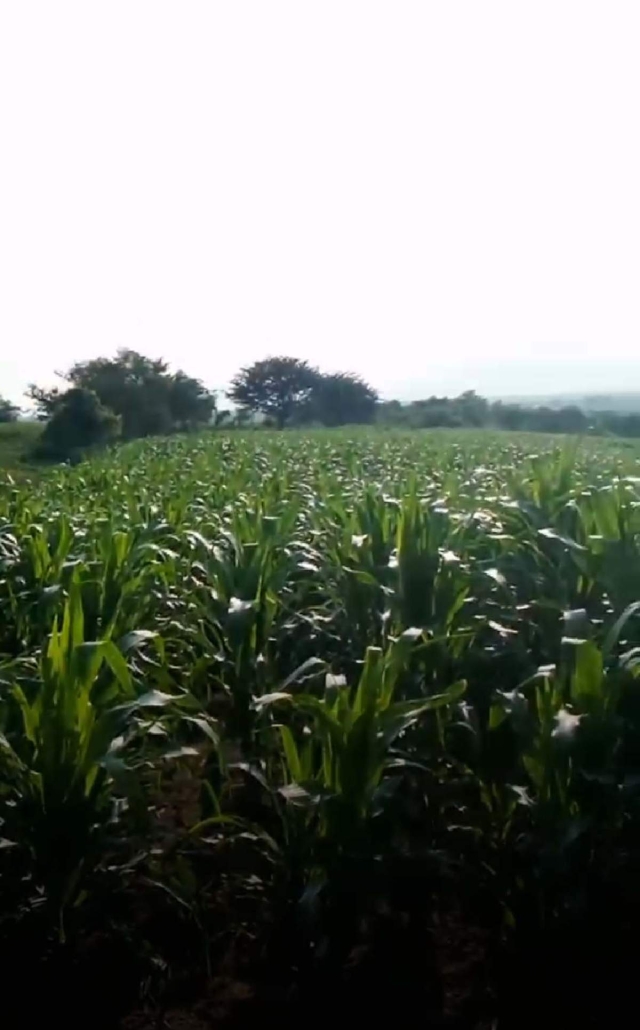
[1,1,639,404]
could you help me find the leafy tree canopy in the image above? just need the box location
[228,357,319,428]
[27,350,215,439]
[305,372,378,427]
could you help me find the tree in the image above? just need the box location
[27,350,215,438]
[377,399,405,425]
[456,390,490,427]
[34,388,121,461]
[0,397,19,423]
[306,372,378,426]
[168,371,217,431]
[532,405,588,434]
[491,401,526,431]
[228,357,319,428]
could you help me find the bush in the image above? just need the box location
[28,350,215,439]
[34,388,121,462]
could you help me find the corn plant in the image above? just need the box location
[0,582,211,937]
[480,602,640,932]
[215,637,467,967]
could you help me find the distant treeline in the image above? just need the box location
[499,392,640,415]
[377,391,640,437]
[2,351,640,464]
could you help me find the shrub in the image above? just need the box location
[34,388,121,462]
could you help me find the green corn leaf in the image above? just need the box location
[280,724,303,781]
[569,639,604,708]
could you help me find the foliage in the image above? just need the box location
[378,390,640,440]
[0,421,42,471]
[228,356,320,428]
[303,371,378,426]
[34,387,121,461]
[22,346,640,445]
[228,359,379,429]
[0,428,639,1019]
[0,397,19,423]
[28,349,215,439]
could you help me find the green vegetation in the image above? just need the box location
[229,356,378,428]
[34,387,121,462]
[0,396,20,423]
[0,420,42,471]
[27,349,216,459]
[12,352,640,473]
[0,427,638,1024]
[379,389,640,435]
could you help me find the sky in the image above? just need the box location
[1,1,639,405]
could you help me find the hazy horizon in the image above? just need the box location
[2,2,640,405]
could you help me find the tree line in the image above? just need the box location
[0,352,378,459]
[378,391,640,436]
[1,350,640,460]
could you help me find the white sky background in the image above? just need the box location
[1,1,639,405]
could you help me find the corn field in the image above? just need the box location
[1,429,639,1026]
